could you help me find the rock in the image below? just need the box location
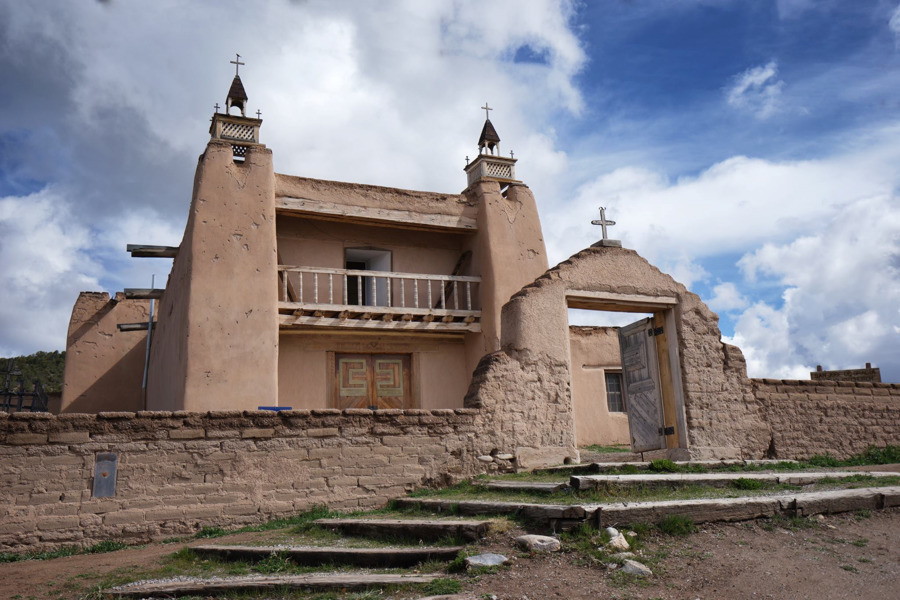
[465,553,508,568]
[495,453,515,460]
[515,534,561,553]
[604,526,619,538]
[605,533,630,551]
[624,530,637,538]
[476,455,494,463]
[621,559,652,576]
[610,552,635,560]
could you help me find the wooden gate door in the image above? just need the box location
[334,354,413,409]
[618,318,666,452]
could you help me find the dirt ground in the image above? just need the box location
[1,508,897,600]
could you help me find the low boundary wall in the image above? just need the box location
[0,409,484,552]
[753,379,900,459]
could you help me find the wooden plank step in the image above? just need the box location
[572,470,899,491]
[313,518,493,542]
[483,480,568,492]
[107,572,440,598]
[393,498,586,529]
[192,544,464,568]
[596,486,900,526]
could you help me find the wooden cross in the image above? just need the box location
[230,53,245,76]
[510,150,514,158]
[214,103,220,113]
[591,206,616,240]
[481,102,492,120]
[465,156,469,165]
[256,109,262,119]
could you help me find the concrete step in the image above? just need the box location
[106,572,441,598]
[192,544,465,568]
[572,470,900,491]
[313,517,494,542]
[393,498,587,530]
[394,486,900,529]
[596,485,900,526]
[585,459,799,474]
[483,480,568,493]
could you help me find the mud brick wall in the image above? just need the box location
[0,409,485,552]
[753,379,900,459]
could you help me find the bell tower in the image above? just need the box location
[463,103,519,188]
[209,54,263,161]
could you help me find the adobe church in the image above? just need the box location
[60,63,896,466]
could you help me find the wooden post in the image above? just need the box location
[654,311,680,448]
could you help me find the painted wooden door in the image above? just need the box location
[334,354,413,409]
[618,318,666,452]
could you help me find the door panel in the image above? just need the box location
[618,318,665,452]
[334,353,413,409]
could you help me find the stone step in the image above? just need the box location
[394,486,900,529]
[313,518,494,542]
[393,498,587,530]
[596,485,900,526]
[106,572,441,598]
[483,480,568,493]
[585,459,799,474]
[572,470,899,491]
[192,544,465,568]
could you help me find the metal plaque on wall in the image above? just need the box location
[92,452,118,498]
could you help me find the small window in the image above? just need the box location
[605,371,625,413]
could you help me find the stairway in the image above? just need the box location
[106,516,496,599]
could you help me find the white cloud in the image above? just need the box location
[0,189,101,355]
[726,61,784,119]
[731,194,900,380]
[707,282,749,312]
[890,4,900,47]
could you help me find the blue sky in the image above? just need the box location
[1,0,898,381]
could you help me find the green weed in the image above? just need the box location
[731,478,764,490]
[424,578,462,595]
[657,515,696,536]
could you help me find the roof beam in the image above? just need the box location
[123,288,165,300]
[116,322,156,332]
[276,196,477,233]
[127,244,179,258]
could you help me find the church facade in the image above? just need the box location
[61,68,895,466]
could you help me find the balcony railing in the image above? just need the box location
[278,266,481,332]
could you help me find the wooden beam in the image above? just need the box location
[123,288,164,300]
[567,290,678,312]
[126,244,178,258]
[654,312,680,449]
[276,196,477,233]
[116,322,156,332]
[279,315,480,332]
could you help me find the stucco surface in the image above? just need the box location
[278,333,468,409]
[61,293,150,413]
[569,326,629,446]
[275,174,474,219]
[147,141,279,411]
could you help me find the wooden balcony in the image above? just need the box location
[278,266,481,332]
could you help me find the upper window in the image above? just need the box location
[605,371,625,413]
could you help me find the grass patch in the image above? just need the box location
[583,444,631,454]
[852,538,868,547]
[424,578,462,595]
[0,539,129,563]
[731,477,764,490]
[657,515,696,536]
[840,564,859,573]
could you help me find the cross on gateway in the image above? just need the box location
[481,102,492,120]
[230,53,245,76]
[591,206,616,240]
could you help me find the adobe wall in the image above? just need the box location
[0,409,487,552]
[486,244,770,459]
[568,326,629,446]
[147,140,279,412]
[61,293,151,413]
[278,333,469,409]
[752,379,900,459]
